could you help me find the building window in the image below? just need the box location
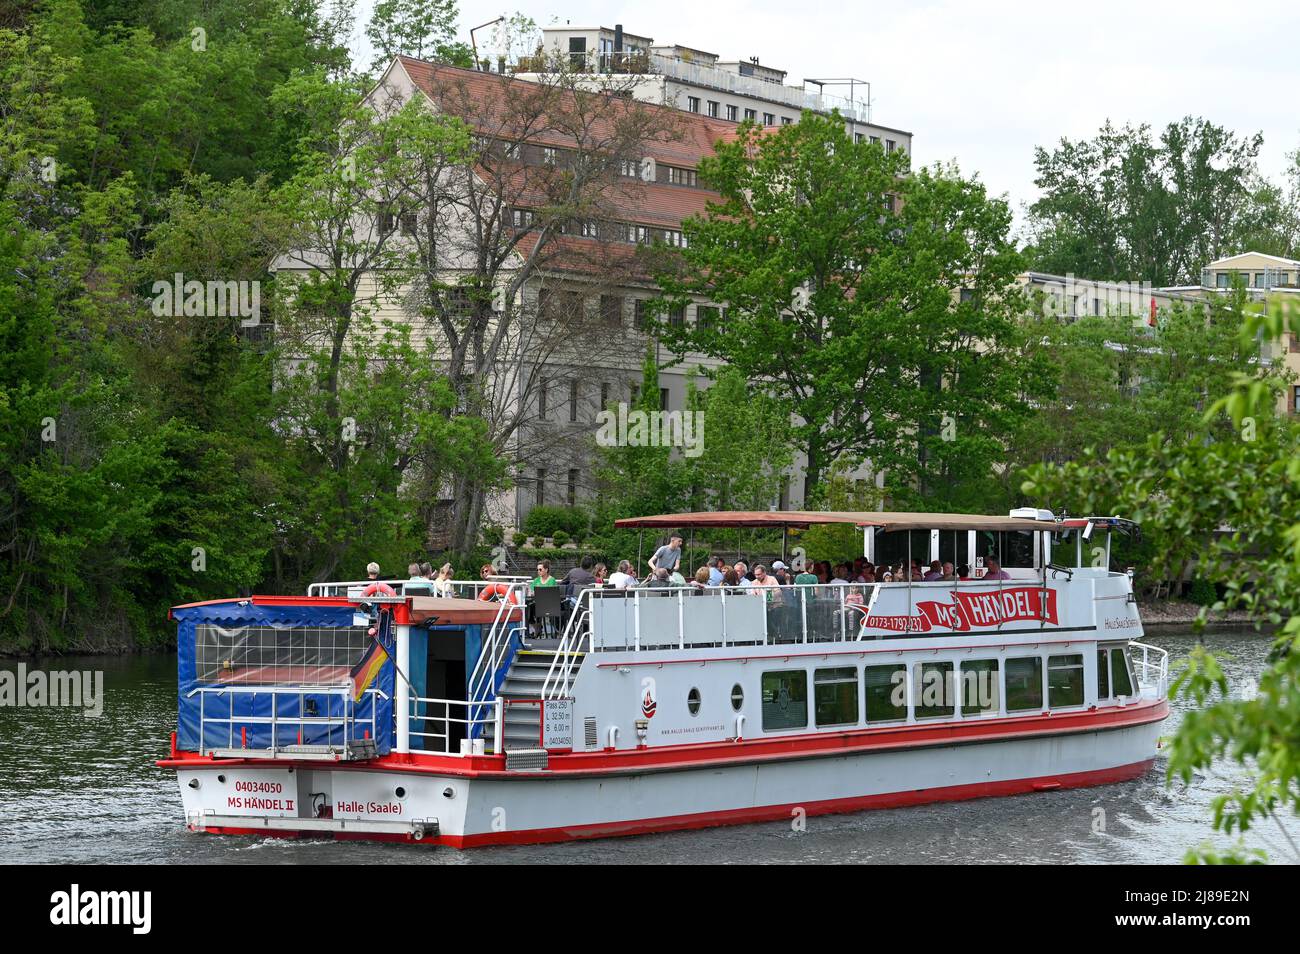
[534,467,545,507]
[696,305,720,330]
[619,158,639,178]
[761,670,807,731]
[568,379,578,422]
[726,104,738,121]
[661,165,698,187]
[959,659,999,716]
[633,299,648,331]
[885,139,896,152]
[781,116,793,125]
[567,468,578,506]
[377,209,396,235]
[667,305,685,328]
[762,112,775,126]
[659,387,669,410]
[1047,654,1085,708]
[913,661,954,719]
[855,133,865,144]
[600,294,622,327]
[706,100,719,118]
[510,207,536,228]
[1254,272,1266,287]
[864,665,906,722]
[1293,386,1300,414]
[870,135,880,146]
[1215,272,1231,288]
[537,378,548,420]
[744,108,756,121]
[687,96,700,113]
[399,211,418,236]
[1005,657,1043,712]
[814,667,858,727]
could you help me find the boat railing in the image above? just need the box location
[1128,640,1169,699]
[306,577,530,599]
[465,581,529,721]
[188,684,387,760]
[409,695,502,755]
[542,594,593,700]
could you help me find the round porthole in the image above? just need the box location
[687,687,702,716]
[731,683,744,711]
[395,786,407,799]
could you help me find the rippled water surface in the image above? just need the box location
[1,628,1295,864]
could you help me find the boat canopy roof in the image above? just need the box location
[613,510,1096,532]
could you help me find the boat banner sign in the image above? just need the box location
[863,586,1059,633]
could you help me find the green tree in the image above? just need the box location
[1026,117,1294,285]
[364,0,471,70]
[652,112,1045,508]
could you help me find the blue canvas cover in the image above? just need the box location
[173,599,395,754]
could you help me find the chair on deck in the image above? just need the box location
[532,585,565,639]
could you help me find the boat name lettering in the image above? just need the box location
[336,800,403,815]
[227,796,294,811]
[863,587,1059,633]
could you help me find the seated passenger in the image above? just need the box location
[432,562,455,597]
[642,567,672,588]
[957,563,971,581]
[733,561,750,584]
[562,556,597,592]
[608,560,637,589]
[922,560,944,581]
[707,556,727,585]
[984,557,1011,580]
[941,561,955,581]
[751,564,779,593]
[531,560,558,591]
[405,562,432,595]
[361,561,396,597]
[690,566,712,592]
[477,563,519,603]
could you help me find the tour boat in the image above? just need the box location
[159,509,1169,847]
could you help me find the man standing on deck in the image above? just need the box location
[648,534,684,576]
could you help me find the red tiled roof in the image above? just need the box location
[394,56,737,229]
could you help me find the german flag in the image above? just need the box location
[350,618,390,703]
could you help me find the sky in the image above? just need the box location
[347,0,1300,237]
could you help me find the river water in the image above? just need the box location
[1,627,1295,864]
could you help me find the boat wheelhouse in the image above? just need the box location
[161,510,1168,847]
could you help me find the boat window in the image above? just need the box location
[1005,657,1043,712]
[864,665,907,722]
[1098,645,1134,699]
[761,670,808,731]
[959,659,1000,715]
[730,683,744,711]
[975,529,1037,569]
[913,661,955,719]
[938,529,970,568]
[194,623,371,685]
[1048,653,1085,708]
[1112,648,1135,696]
[687,686,701,716]
[814,667,858,727]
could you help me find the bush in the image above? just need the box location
[551,529,570,547]
[1187,578,1218,607]
[512,531,528,548]
[523,505,587,537]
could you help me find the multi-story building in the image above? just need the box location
[514,23,911,157]
[1160,252,1300,416]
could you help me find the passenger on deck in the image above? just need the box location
[794,565,818,586]
[708,556,727,585]
[362,562,396,598]
[942,561,956,581]
[830,564,849,585]
[643,567,672,588]
[531,560,558,591]
[923,560,944,581]
[477,563,519,603]
[957,564,972,581]
[722,568,741,588]
[690,566,712,592]
[648,534,684,576]
[734,561,750,584]
[985,558,1011,580]
[845,585,866,607]
[751,564,780,598]
[861,564,876,584]
[609,560,637,589]
[771,560,791,585]
[563,556,597,592]
[432,563,455,597]
[406,563,433,595]
[593,563,608,585]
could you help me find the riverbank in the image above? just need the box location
[1137,599,1257,627]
